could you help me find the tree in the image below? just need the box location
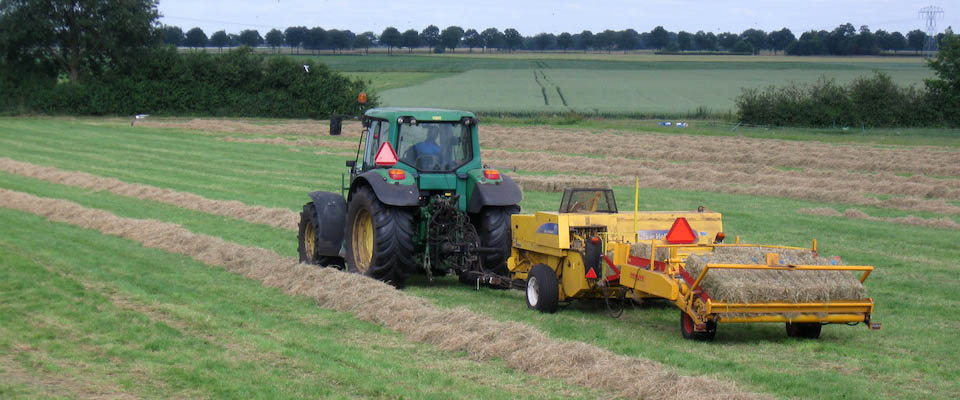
[210,30,229,53]
[305,27,327,53]
[401,29,420,53]
[421,25,440,48]
[556,32,573,53]
[184,27,208,49]
[577,30,594,52]
[888,31,908,51]
[380,27,401,54]
[329,29,354,53]
[732,40,753,54]
[648,26,670,50]
[907,30,926,54]
[265,29,284,53]
[694,31,716,51]
[0,0,160,82]
[925,31,959,125]
[740,29,767,54]
[239,29,262,47]
[162,25,184,46]
[462,29,482,52]
[284,26,308,53]
[768,28,795,54]
[355,31,375,54]
[718,32,739,50]
[503,28,522,52]
[480,28,500,52]
[676,31,693,51]
[532,32,555,52]
[440,26,464,52]
[617,29,639,53]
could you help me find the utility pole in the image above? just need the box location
[919,5,944,57]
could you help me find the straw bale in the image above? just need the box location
[0,189,765,399]
[683,247,865,304]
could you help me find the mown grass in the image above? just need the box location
[0,207,602,399]
[343,71,455,93]
[1,118,958,398]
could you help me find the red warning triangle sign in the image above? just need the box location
[665,217,697,244]
[585,267,598,279]
[374,142,398,166]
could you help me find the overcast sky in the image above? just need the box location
[158,1,957,36]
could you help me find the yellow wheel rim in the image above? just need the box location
[304,222,316,262]
[351,209,374,273]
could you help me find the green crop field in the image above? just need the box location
[1,117,958,399]
[308,53,932,115]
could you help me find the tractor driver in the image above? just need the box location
[410,126,443,170]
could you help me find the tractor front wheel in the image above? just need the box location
[526,264,559,313]
[344,187,416,288]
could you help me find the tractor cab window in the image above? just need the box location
[397,122,472,172]
[361,120,383,170]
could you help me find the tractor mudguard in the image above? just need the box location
[467,175,523,213]
[307,191,347,257]
[350,171,420,207]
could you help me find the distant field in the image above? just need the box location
[307,54,932,115]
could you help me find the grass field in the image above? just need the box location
[306,53,933,115]
[1,117,958,398]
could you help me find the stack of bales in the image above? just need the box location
[632,242,866,303]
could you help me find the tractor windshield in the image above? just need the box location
[397,122,473,172]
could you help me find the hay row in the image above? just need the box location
[480,125,960,177]
[798,207,960,230]
[0,188,763,400]
[485,151,960,215]
[0,158,299,231]
[134,118,364,138]
[683,247,865,304]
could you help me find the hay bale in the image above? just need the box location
[630,242,670,261]
[684,247,865,303]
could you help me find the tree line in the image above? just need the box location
[161,23,952,56]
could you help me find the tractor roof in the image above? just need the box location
[364,107,475,122]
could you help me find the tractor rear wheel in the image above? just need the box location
[298,202,344,268]
[785,322,822,339]
[344,187,416,288]
[526,264,559,313]
[475,206,519,275]
[680,311,717,341]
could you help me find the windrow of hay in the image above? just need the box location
[131,118,364,138]
[0,158,298,231]
[221,136,359,151]
[0,189,764,400]
[480,125,960,177]
[683,247,866,304]
[798,207,960,230]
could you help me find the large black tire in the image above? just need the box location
[475,206,519,275]
[680,311,717,341]
[298,202,344,268]
[526,264,559,313]
[344,187,416,288]
[785,322,822,339]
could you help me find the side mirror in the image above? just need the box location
[345,160,356,168]
[330,116,343,136]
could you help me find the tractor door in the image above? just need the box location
[360,119,386,172]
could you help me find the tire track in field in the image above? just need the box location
[0,158,299,231]
[0,189,765,400]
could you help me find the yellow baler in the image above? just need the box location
[508,188,878,341]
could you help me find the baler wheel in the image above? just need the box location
[785,322,822,339]
[680,311,717,341]
[526,264,559,313]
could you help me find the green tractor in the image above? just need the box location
[298,108,522,288]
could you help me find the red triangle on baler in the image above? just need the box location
[665,217,697,244]
[585,268,598,279]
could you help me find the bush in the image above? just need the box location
[1,47,371,118]
[736,72,941,127]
